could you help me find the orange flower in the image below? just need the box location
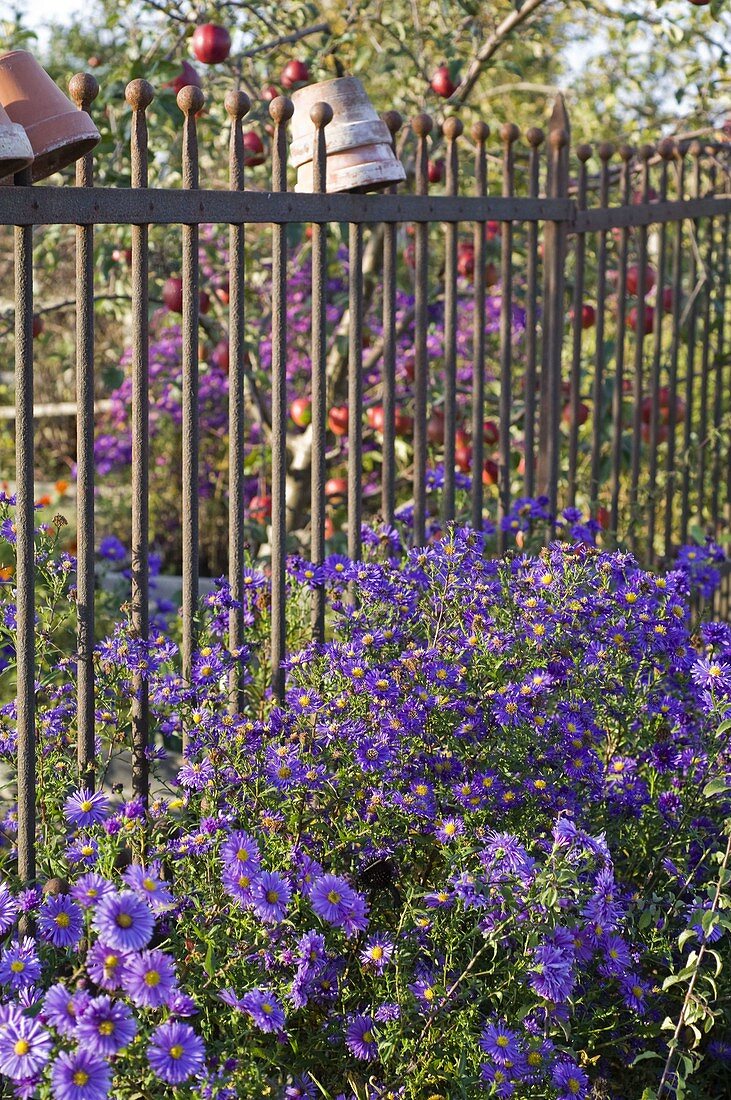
[55,480,69,495]
[36,495,51,507]
[0,565,13,580]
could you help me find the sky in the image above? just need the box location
[11,0,85,46]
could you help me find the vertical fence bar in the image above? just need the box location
[412,114,432,546]
[125,80,153,805]
[225,90,250,710]
[442,117,462,523]
[538,97,571,520]
[664,149,685,558]
[589,144,613,511]
[471,121,489,530]
[629,145,653,554]
[711,204,729,538]
[310,103,332,641]
[381,111,403,527]
[697,161,715,529]
[348,220,364,561]
[680,141,703,545]
[609,145,633,535]
[567,144,591,508]
[13,164,35,884]
[178,86,204,728]
[497,123,519,551]
[69,73,99,787]
[523,127,543,500]
[646,141,673,565]
[269,97,293,698]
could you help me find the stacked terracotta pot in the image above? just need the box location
[0,49,99,182]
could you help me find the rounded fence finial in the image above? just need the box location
[125,78,154,112]
[269,95,294,124]
[382,110,403,136]
[442,115,463,141]
[639,143,654,161]
[501,122,520,145]
[658,137,677,160]
[69,73,99,110]
[472,120,490,143]
[411,112,433,138]
[224,89,251,120]
[598,141,615,161]
[619,143,634,162]
[576,143,592,162]
[310,101,333,128]
[549,127,568,150]
[177,85,205,116]
[526,126,544,147]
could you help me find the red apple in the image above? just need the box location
[457,243,475,279]
[428,159,444,184]
[199,290,211,315]
[328,405,349,436]
[596,505,611,529]
[325,477,347,501]
[261,84,279,101]
[485,262,499,287]
[394,410,414,438]
[166,60,201,96]
[162,277,183,313]
[112,246,133,266]
[632,186,659,204]
[215,279,230,305]
[430,65,456,98]
[641,422,670,444]
[483,420,499,446]
[192,24,231,65]
[32,314,44,338]
[486,221,501,240]
[249,494,272,523]
[211,340,229,372]
[427,409,445,445]
[562,401,589,426]
[290,397,312,428]
[324,516,335,539]
[482,459,499,486]
[242,131,265,167]
[661,286,674,313]
[366,405,386,432]
[626,264,656,297]
[281,59,310,89]
[570,303,596,329]
[627,304,655,333]
[404,242,416,269]
[641,387,686,425]
[454,428,472,472]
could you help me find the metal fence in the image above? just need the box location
[2,72,731,881]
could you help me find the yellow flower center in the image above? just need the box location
[116,913,133,928]
[10,961,24,973]
[265,890,279,904]
[73,1072,90,1086]
[327,890,341,904]
[13,1040,29,1056]
[99,1021,114,1036]
[55,912,71,928]
[370,946,384,961]
[496,1035,509,1048]
[169,1045,184,1060]
[80,800,93,813]
[144,970,161,987]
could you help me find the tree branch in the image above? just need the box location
[449,0,553,107]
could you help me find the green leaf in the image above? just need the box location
[631,1051,662,1067]
[702,777,729,799]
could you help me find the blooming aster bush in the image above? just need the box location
[0,515,730,1097]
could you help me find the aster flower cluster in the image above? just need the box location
[1,516,731,1097]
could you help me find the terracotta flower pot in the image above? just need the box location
[0,99,33,181]
[0,50,99,181]
[290,76,405,194]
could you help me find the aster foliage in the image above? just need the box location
[0,510,730,1097]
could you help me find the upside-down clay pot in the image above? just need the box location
[0,99,34,181]
[0,50,100,181]
[290,77,405,194]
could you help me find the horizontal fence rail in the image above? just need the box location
[1,74,730,883]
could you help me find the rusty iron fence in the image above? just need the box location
[1,72,731,882]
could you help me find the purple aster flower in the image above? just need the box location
[359,935,394,974]
[0,938,41,991]
[121,947,178,1009]
[435,816,464,842]
[240,989,286,1033]
[85,942,130,991]
[221,863,258,906]
[309,874,359,927]
[69,874,115,909]
[620,972,650,1014]
[528,942,575,1003]
[480,1020,521,1065]
[92,890,155,951]
[0,1012,52,1081]
[50,1048,111,1100]
[219,830,261,873]
[99,536,126,562]
[0,882,18,933]
[38,895,84,949]
[345,1015,378,1060]
[147,1020,205,1085]
[552,1060,589,1099]
[74,995,137,1055]
[122,862,173,911]
[480,1061,515,1097]
[251,872,291,924]
[690,657,731,690]
[42,983,90,1037]
[63,789,110,829]
[599,933,632,976]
